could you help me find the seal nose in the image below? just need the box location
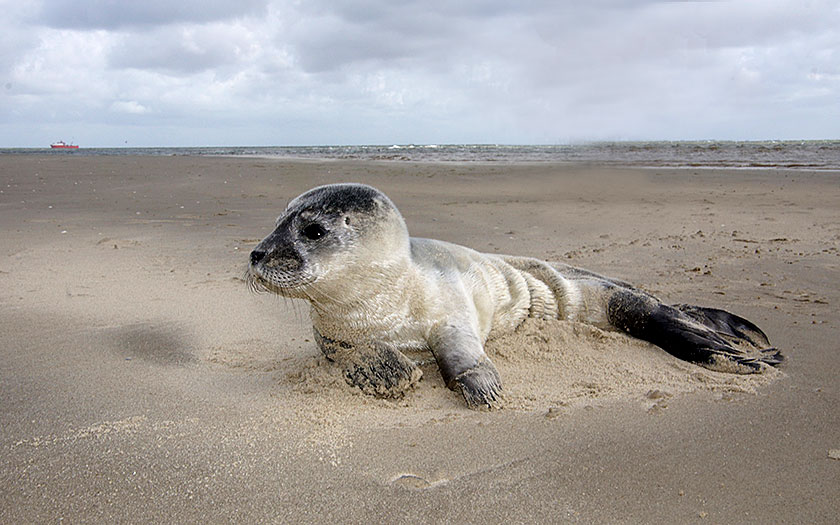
[250,250,266,265]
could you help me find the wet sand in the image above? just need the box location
[1,155,838,522]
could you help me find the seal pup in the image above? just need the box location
[247,183,782,409]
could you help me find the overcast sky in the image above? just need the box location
[1,0,838,147]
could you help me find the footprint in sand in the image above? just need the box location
[390,474,448,490]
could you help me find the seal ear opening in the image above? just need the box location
[344,216,351,226]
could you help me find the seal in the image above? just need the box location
[247,183,783,409]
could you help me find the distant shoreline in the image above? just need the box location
[1,140,839,170]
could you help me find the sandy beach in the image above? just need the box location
[1,155,838,522]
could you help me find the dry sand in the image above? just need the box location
[1,155,838,523]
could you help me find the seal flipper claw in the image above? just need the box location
[454,360,503,410]
[756,347,784,366]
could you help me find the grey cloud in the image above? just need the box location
[286,0,597,74]
[35,0,269,29]
[289,17,445,73]
[287,7,457,73]
[108,24,257,74]
[286,1,707,77]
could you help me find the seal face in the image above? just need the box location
[248,183,783,409]
[249,184,407,296]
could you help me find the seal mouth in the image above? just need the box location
[246,264,314,297]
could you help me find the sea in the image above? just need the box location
[3,141,840,170]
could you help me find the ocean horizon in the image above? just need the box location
[3,140,840,170]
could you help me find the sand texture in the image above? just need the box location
[1,156,838,523]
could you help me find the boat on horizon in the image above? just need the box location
[50,141,79,149]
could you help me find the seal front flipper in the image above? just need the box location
[341,344,423,398]
[607,289,784,373]
[315,331,422,398]
[429,323,503,409]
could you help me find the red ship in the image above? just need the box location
[50,141,79,149]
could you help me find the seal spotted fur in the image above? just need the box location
[248,183,782,409]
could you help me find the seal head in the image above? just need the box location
[248,183,409,299]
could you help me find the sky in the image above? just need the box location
[1,0,838,147]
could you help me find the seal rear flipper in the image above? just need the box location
[670,305,783,370]
[672,304,771,348]
[607,289,784,374]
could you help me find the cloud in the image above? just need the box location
[108,23,263,74]
[1,0,838,146]
[34,0,269,30]
[110,100,150,114]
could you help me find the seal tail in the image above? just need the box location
[607,289,784,373]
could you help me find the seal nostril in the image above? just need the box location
[250,250,266,265]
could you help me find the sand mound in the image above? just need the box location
[239,311,782,422]
[486,318,781,411]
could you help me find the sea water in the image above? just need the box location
[3,141,840,170]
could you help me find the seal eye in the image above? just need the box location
[301,223,327,240]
